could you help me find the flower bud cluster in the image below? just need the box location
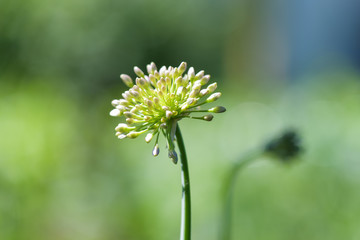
[110,62,226,162]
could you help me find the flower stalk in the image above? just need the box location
[175,123,191,240]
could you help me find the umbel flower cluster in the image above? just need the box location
[110,62,226,163]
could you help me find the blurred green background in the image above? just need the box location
[1,0,360,239]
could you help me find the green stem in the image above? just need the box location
[175,123,191,240]
[219,150,263,240]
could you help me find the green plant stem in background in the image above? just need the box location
[219,150,263,240]
[175,123,191,240]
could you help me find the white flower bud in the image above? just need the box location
[178,62,187,74]
[176,86,185,95]
[166,110,173,119]
[189,88,200,98]
[134,66,145,77]
[118,134,127,139]
[195,70,204,79]
[199,89,209,96]
[207,82,217,93]
[127,131,143,139]
[111,99,120,106]
[120,74,134,88]
[159,66,166,76]
[145,133,154,143]
[188,67,195,79]
[199,75,210,85]
[147,62,157,74]
[206,92,221,103]
[115,123,134,132]
[110,109,121,117]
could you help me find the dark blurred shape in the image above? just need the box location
[264,130,302,162]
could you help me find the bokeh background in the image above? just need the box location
[1,0,360,239]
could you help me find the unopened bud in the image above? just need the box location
[117,134,127,139]
[189,88,200,98]
[178,62,187,74]
[120,74,134,88]
[111,99,120,106]
[134,66,145,77]
[188,67,195,79]
[199,89,209,97]
[199,75,210,85]
[195,70,204,79]
[145,133,154,143]
[207,82,217,93]
[166,110,173,119]
[136,77,147,87]
[208,106,226,113]
[203,114,214,121]
[115,123,133,132]
[147,62,157,74]
[206,92,221,102]
[127,131,144,139]
[110,109,121,117]
[152,144,160,156]
[159,66,166,76]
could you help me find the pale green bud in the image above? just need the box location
[195,70,204,79]
[178,62,187,74]
[134,66,145,77]
[136,77,147,87]
[189,88,200,98]
[199,75,210,85]
[146,99,153,108]
[115,105,126,112]
[115,123,134,132]
[199,89,209,97]
[120,74,134,88]
[129,89,140,98]
[208,106,226,113]
[127,131,143,139]
[206,92,221,102]
[165,77,171,86]
[153,97,160,105]
[207,82,217,93]
[149,74,157,86]
[147,62,157,74]
[119,99,130,106]
[126,118,134,124]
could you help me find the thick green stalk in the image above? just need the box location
[175,123,191,240]
[219,150,263,240]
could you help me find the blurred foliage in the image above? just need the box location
[1,0,360,239]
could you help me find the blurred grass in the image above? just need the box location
[1,72,359,240]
